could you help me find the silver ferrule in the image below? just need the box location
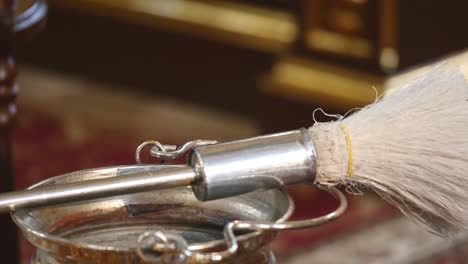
[189,128,317,201]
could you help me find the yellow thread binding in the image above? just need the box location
[340,124,353,179]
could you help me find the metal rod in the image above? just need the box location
[0,166,196,213]
[0,129,317,214]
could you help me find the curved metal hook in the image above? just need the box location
[135,141,177,164]
[136,140,218,164]
[149,140,219,160]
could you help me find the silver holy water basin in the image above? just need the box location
[12,165,293,263]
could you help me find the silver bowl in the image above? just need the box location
[12,165,293,263]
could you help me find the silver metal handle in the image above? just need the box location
[0,166,196,213]
[0,129,317,213]
[136,184,348,264]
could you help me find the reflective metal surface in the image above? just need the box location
[0,129,317,212]
[190,128,316,201]
[12,165,292,263]
[0,166,196,213]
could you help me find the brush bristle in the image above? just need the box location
[310,65,468,236]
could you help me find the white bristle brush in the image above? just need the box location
[0,54,468,240]
[310,64,468,236]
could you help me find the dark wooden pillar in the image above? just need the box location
[0,0,19,263]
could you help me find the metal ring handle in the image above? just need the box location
[136,184,347,263]
[137,230,188,264]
